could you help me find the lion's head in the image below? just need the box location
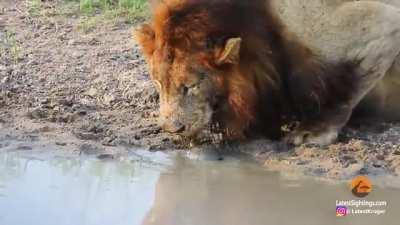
[135,0,284,140]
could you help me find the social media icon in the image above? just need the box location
[336,206,348,217]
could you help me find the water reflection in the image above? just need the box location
[0,150,399,225]
[0,151,165,225]
[143,157,400,225]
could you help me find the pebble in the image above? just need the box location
[103,94,115,106]
[16,145,33,151]
[97,154,115,160]
[79,144,104,155]
[68,39,77,46]
[102,136,117,146]
[55,142,67,146]
[29,107,48,119]
[74,131,102,140]
[86,87,98,97]
[1,76,9,84]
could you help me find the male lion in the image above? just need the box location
[135,0,400,146]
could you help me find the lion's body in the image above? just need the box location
[136,0,400,145]
[273,0,400,122]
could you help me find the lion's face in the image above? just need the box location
[135,24,243,139]
[149,47,222,137]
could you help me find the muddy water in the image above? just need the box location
[0,150,399,225]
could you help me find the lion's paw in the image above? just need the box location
[284,129,338,146]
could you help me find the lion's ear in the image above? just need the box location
[216,37,242,65]
[134,24,155,57]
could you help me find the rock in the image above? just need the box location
[376,154,385,160]
[88,38,100,45]
[103,94,115,106]
[97,154,114,160]
[1,76,9,84]
[74,131,102,140]
[79,144,104,155]
[72,51,84,58]
[55,142,67,146]
[74,122,106,140]
[87,122,105,133]
[16,145,33,151]
[27,60,39,66]
[58,98,74,107]
[56,113,76,123]
[372,161,385,168]
[5,68,12,76]
[40,97,50,105]
[68,39,77,46]
[340,155,358,167]
[102,136,117,146]
[86,88,98,98]
[28,107,48,119]
[38,126,52,132]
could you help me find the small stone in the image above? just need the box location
[88,38,100,45]
[53,106,61,112]
[6,68,12,75]
[103,94,115,106]
[68,39,76,46]
[102,136,116,146]
[87,122,105,133]
[97,154,114,160]
[72,51,84,58]
[372,160,385,168]
[29,107,48,119]
[86,88,98,97]
[58,98,73,107]
[57,113,76,123]
[1,76,9,84]
[376,154,385,160]
[79,144,104,155]
[16,145,33,151]
[38,126,52,132]
[55,142,67,146]
[75,109,87,116]
[74,131,101,140]
[27,60,38,66]
[40,98,50,104]
[312,167,328,175]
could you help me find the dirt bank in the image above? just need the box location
[1,1,400,180]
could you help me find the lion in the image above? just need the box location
[135,0,400,146]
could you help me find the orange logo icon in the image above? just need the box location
[350,176,372,198]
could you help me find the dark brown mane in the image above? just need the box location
[149,0,358,139]
[153,0,284,58]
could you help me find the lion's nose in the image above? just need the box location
[161,120,186,133]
